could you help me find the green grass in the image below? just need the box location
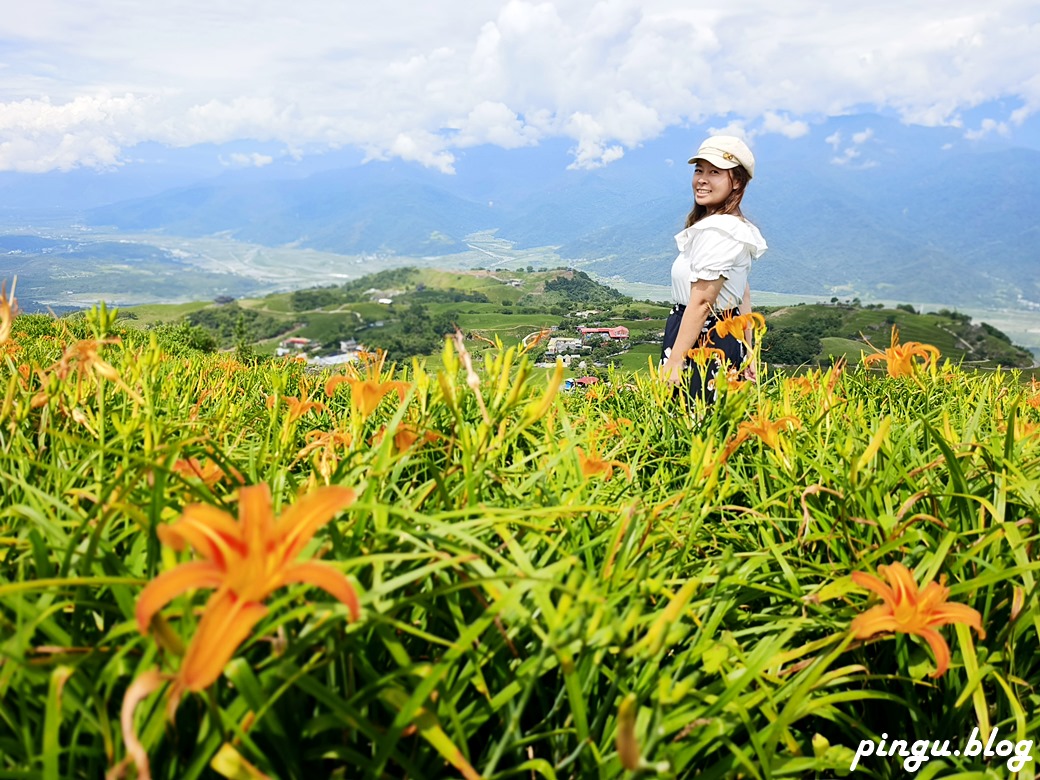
[820,336,872,362]
[2,301,1040,778]
[456,312,560,330]
[114,300,216,326]
[613,343,660,371]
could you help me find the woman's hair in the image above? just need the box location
[684,164,750,228]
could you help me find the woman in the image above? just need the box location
[660,135,767,405]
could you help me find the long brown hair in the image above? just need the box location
[684,164,750,228]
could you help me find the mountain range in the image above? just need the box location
[2,115,1039,312]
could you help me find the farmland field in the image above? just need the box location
[1,295,1039,779]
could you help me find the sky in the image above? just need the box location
[2,0,1039,175]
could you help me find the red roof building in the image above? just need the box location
[578,326,629,340]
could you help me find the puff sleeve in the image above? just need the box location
[674,215,767,283]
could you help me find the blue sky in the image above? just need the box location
[2,0,1039,175]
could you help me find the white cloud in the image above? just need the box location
[1,0,1038,172]
[964,117,1011,140]
[383,131,457,174]
[761,111,810,139]
[831,147,861,166]
[222,152,274,168]
[565,112,625,169]
[707,121,750,140]
[829,126,877,168]
[452,101,540,148]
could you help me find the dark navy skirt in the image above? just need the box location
[661,304,746,405]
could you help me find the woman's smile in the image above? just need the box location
[692,161,736,209]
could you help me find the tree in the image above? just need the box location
[762,328,820,365]
[234,313,255,363]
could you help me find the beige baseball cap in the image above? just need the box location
[688,136,756,179]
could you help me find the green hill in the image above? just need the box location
[759,302,1034,368]
[118,268,1035,370]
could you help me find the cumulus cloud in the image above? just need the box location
[761,112,810,139]
[222,152,275,168]
[1,0,1038,172]
[381,131,457,174]
[565,112,625,169]
[964,117,1011,140]
[452,101,540,148]
[0,93,149,172]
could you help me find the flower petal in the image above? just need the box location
[135,561,224,634]
[178,591,268,692]
[850,604,899,639]
[276,486,356,561]
[280,560,361,621]
[160,503,245,566]
[851,570,896,604]
[238,484,276,560]
[913,627,953,678]
[925,602,986,638]
[325,375,351,397]
[880,562,920,606]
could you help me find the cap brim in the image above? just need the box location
[687,153,739,169]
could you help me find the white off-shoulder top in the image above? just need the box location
[669,214,767,310]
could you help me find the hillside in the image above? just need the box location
[118,267,1036,370]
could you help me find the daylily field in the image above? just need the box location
[2,284,1040,779]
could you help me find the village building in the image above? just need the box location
[276,336,317,356]
[578,326,629,341]
[546,337,586,355]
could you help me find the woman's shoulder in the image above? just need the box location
[676,214,767,256]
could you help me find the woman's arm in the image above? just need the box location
[660,277,725,386]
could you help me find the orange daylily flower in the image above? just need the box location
[326,375,411,417]
[135,484,360,696]
[214,357,247,373]
[576,446,631,481]
[1027,378,1040,409]
[520,328,552,353]
[49,337,123,383]
[719,408,801,463]
[685,346,726,367]
[862,326,940,378]
[171,457,245,488]
[736,413,801,452]
[718,365,751,392]
[784,375,814,395]
[301,432,353,482]
[598,416,634,440]
[712,311,766,345]
[0,278,18,343]
[781,360,846,410]
[850,562,985,678]
[266,394,327,423]
[297,428,354,466]
[371,422,441,453]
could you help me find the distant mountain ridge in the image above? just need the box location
[3,116,1039,310]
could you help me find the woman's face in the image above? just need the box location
[692,160,736,210]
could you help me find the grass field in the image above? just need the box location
[3,294,1039,778]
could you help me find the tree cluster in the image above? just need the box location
[186,303,288,347]
[367,303,456,360]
